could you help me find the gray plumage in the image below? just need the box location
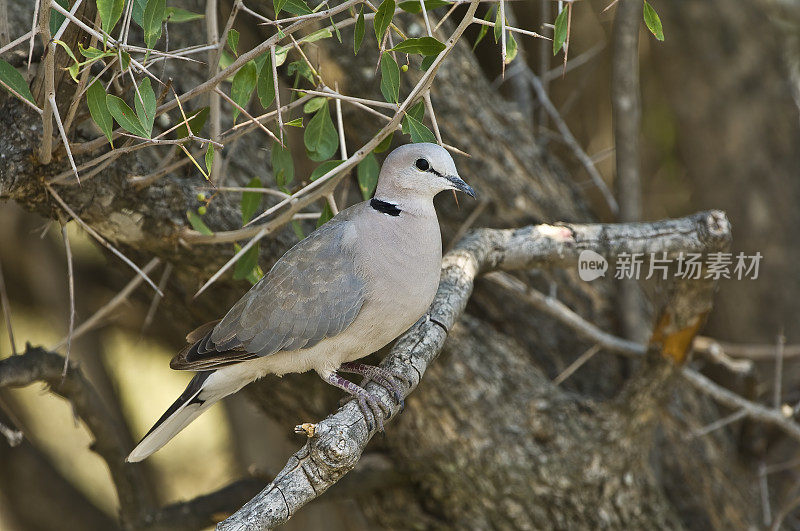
[127,143,475,462]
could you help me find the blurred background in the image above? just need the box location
[2,0,800,529]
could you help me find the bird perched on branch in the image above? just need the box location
[127,143,475,462]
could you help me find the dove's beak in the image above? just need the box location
[445,175,476,198]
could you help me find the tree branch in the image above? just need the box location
[0,345,155,524]
[218,210,731,529]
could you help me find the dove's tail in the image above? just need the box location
[126,370,232,462]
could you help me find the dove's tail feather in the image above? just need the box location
[127,370,222,462]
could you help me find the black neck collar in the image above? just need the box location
[370,198,401,216]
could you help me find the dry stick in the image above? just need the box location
[26,0,39,70]
[693,336,800,361]
[51,0,83,41]
[51,258,161,351]
[553,344,601,386]
[0,78,42,114]
[471,18,548,40]
[49,93,80,183]
[60,223,75,376]
[0,29,32,55]
[433,1,459,31]
[419,0,433,37]
[0,420,22,447]
[423,91,442,144]
[200,185,289,198]
[542,41,604,83]
[62,13,102,135]
[206,0,222,183]
[682,368,800,444]
[270,44,283,142]
[215,86,282,145]
[120,0,135,46]
[0,260,16,356]
[38,0,54,164]
[775,332,785,409]
[141,262,172,335]
[44,184,163,296]
[687,409,746,440]
[446,197,489,252]
[759,462,772,526]
[292,87,398,109]
[193,0,481,299]
[524,68,618,215]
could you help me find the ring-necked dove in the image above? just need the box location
[127,143,475,462]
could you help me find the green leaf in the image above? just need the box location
[86,79,114,146]
[50,0,70,36]
[505,31,517,64]
[357,152,380,200]
[227,29,240,55]
[420,55,435,71]
[97,0,125,36]
[256,53,275,109]
[230,60,257,122]
[187,210,213,235]
[398,0,450,13]
[473,5,496,50]
[78,44,115,60]
[283,0,312,16]
[106,94,150,137]
[164,7,204,22]
[493,5,502,44]
[233,242,261,280]
[240,177,263,224]
[389,37,445,56]
[287,61,315,85]
[271,142,294,187]
[303,97,327,114]
[52,40,80,81]
[310,159,344,181]
[317,202,334,227]
[131,0,147,27]
[331,16,342,43]
[300,28,333,44]
[205,144,214,173]
[403,113,436,143]
[174,106,209,139]
[274,0,288,17]
[143,0,166,48]
[553,8,568,55]
[0,59,35,105]
[354,6,365,54]
[374,0,395,44]
[134,77,156,136]
[304,102,338,162]
[379,53,400,104]
[643,1,664,41]
[285,117,303,127]
[374,131,394,153]
[401,101,425,133]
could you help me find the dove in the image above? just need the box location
[127,143,475,462]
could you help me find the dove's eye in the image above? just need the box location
[415,158,430,171]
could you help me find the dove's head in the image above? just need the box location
[375,143,475,201]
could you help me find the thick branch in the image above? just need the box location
[0,345,154,524]
[218,210,730,530]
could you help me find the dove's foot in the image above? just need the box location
[325,372,390,432]
[338,362,409,410]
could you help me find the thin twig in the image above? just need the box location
[553,344,601,385]
[775,332,786,409]
[49,93,80,183]
[51,258,161,351]
[0,260,16,355]
[61,223,75,376]
[45,184,163,296]
[141,262,172,335]
[686,409,746,440]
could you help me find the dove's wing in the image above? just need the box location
[171,207,367,371]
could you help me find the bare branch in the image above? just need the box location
[218,210,730,529]
[0,260,16,356]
